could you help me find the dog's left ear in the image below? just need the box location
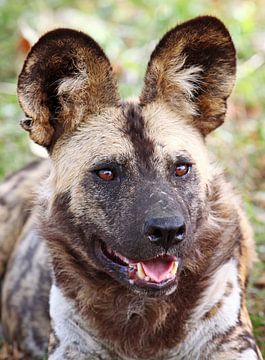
[140,16,236,136]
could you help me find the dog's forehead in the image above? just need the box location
[52,101,209,183]
[53,107,133,165]
[142,102,207,160]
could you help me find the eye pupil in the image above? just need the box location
[97,169,114,181]
[175,164,189,177]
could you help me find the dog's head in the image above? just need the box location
[18,16,236,296]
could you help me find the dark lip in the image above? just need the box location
[94,240,182,296]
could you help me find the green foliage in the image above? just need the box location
[0,94,36,178]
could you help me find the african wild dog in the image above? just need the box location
[0,16,262,360]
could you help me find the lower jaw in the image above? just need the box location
[129,277,179,296]
[94,240,181,296]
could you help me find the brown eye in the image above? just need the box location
[96,169,114,181]
[175,164,190,177]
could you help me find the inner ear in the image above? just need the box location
[17,28,120,148]
[140,16,236,136]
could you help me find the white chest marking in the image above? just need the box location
[49,285,109,360]
[169,258,241,359]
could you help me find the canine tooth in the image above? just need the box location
[123,257,129,264]
[137,263,146,280]
[171,261,179,275]
[107,246,112,253]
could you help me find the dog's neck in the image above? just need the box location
[48,255,242,360]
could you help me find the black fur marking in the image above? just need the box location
[149,16,235,68]
[122,103,154,169]
[235,331,260,355]
[34,28,109,60]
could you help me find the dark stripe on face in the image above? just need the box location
[122,102,154,169]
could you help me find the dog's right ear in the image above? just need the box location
[18,29,120,148]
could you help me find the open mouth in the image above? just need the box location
[95,241,181,295]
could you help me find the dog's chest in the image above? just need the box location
[49,259,242,360]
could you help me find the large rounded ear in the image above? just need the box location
[18,28,120,148]
[140,16,236,136]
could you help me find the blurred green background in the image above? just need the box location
[0,0,264,355]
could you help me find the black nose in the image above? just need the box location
[144,216,186,250]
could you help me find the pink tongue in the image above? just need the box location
[141,258,174,283]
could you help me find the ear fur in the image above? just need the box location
[140,16,236,136]
[17,28,120,148]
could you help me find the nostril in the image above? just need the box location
[175,224,186,241]
[147,227,162,242]
[144,217,186,249]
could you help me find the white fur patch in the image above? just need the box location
[166,57,202,100]
[238,349,260,360]
[191,258,240,323]
[169,259,241,359]
[49,285,109,359]
[57,66,87,95]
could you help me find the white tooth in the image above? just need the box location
[137,263,146,280]
[171,261,179,275]
[145,276,150,282]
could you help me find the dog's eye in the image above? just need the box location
[96,169,115,181]
[175,164,191,177]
